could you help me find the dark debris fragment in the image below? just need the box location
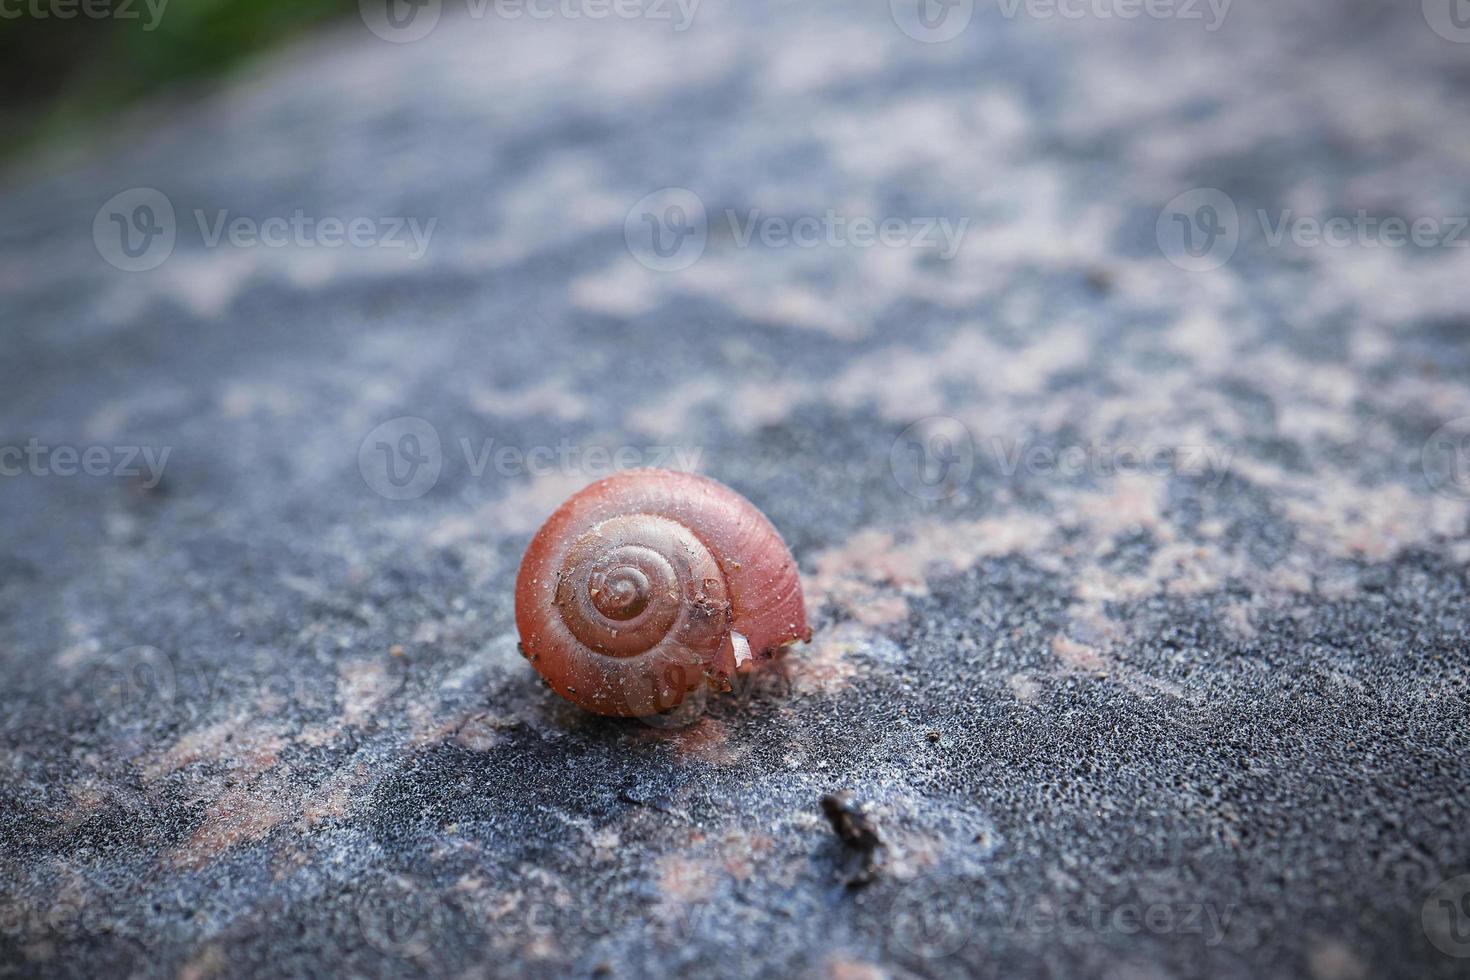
[820,791,883,887]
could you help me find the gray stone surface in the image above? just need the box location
[2,2,1469,977]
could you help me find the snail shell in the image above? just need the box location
[515,469,810,717]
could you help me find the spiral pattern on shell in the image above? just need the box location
[515,469,810,717]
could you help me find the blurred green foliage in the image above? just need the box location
[1,0,356,155]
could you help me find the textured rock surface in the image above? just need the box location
[2,2,1469,978]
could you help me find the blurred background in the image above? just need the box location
[3,1,1469,978]
[1,0,352,154]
